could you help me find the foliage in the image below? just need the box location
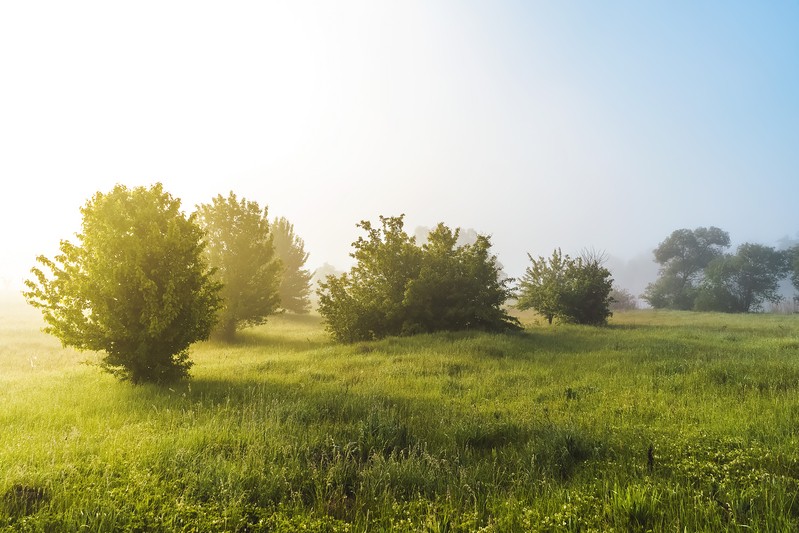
[517,249,614,325]
[789,245,799,298]
[403,224,519,334]
[22,183,221,384]
[271,216,312,314]
[195,192,282,341]
[695,243,789,312]
[515,249,568,324]
[643,226,731,309]
[560,254,615,324]
[642,273,691,310]
[317,215,518,342]
[318,216,422,342]
[609,286,638,311]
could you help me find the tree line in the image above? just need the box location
[24,184,618,384]
[642,226,799,313]
[23,184,799,385]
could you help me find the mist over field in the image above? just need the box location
[4,4,799,529]
[1,2,798,297]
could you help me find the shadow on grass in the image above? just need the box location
[122,370,602,469]
[205,327,328,354]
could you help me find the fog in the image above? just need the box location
[2,2,798,297]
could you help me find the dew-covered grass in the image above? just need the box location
[2,295,799,531]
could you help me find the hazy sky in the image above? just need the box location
[2,1,798,292]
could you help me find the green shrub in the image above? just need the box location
[23,183,222,384]
[318,216,518,342]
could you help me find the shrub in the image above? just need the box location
[317,216,518,342]
[517,249,614,325]
[24,183,221,383]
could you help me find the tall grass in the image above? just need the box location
[2,295,799,531]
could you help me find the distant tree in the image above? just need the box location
[695,243,789,312]
[643,227,730,309]
[789,245,799,299]
[23,184,222,384]
[271,216,312,314]
[195,193,282,341]
[413,225,480,247]
[413,225,509,282]
[413,226,431,246]
[517,249,614,325]
[516,249,569,325]
[455,227,480,247]
[317,215,518,342]
[311,262,342,287]
[641,274,687,310]
[609,286,638,311]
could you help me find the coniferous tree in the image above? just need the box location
[271,216,312,314]
[195,193,282,341]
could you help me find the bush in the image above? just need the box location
[24,184,222,383]
[317,216,518,342]
[517,249,613,325]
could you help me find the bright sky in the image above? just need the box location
[1,1,798,294]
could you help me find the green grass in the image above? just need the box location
[2,296,799,531]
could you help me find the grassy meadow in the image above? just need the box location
[2,296,799,531]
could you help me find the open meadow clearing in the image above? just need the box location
[2,297,799,531]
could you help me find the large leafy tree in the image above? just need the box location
[271,216,312,314]
[517,249,614,325]
[23,183,222,384]
[643,227,730,309]
[695,243,789,312]
[195,193,282,341]
[317,215,518,342]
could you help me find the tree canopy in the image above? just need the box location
[403,224,518,334]
[317,215,518,343]
[517,249,614,325]
[195,192,282,341]
[643,227,731,309]
[23,183,222,384]
[694,243,789,312]
[789,246,799,299]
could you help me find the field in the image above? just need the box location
[2,296,799,531]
